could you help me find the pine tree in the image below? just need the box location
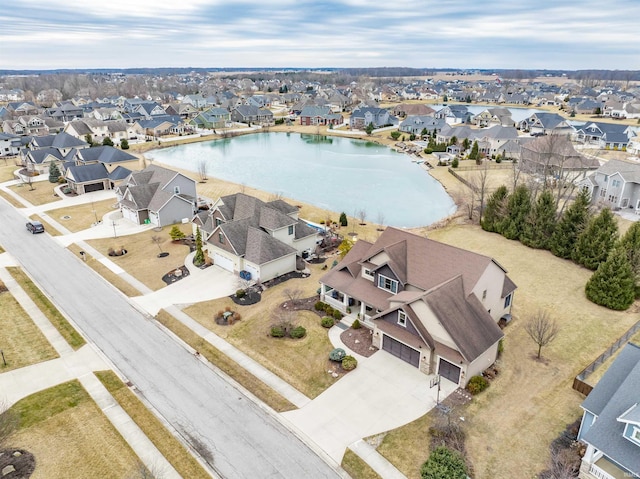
[550,188,591,259]
[572,208,618,270]
[498,184,531,241]
[585,246,635,310]
[339,212,348,227]
[193,227,205,266]
[48,160,61,183]
[481,185,508,233]
[618,221,640,297]
[522,190,557,249]
[469,140,479,160]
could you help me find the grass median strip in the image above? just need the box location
[341,449,383,479]
[0,189,24,208]
[7,266,86,350]
[156,309,296,413]
[28,214,63,236]
[95,370,212,479]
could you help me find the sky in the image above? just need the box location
[2,0,640,71]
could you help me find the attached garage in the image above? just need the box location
[122,207,138,224]
[243,263,260,282]
[382,335,420,368]
[214,253,235,272]
[83,182,105,193]
[438,358,461,385]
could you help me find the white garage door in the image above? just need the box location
[122,207,138,224]
[214,253,234,272]
[243,263,260,282]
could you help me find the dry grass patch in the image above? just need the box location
[155,309,296,412]
[341,449,383,479]
[0,189,24,208]
[46,199,118,233]
[67,243,144,297]
[7,267,85,350]
[8,181,61,206]
[0,162,19,182]
[377,224,639,479]
[85,223,192,291]
[584,327,640,385]
[95,370,211,479]
[0,289,58,371]
[184,262,339,398]
[6,381,141,479]
[28,214,63,236]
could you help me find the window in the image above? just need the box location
[218,232,224,244]
[398,311,407,327]
[378,274,398,294]
[288,225,294,235]
[215,218,222,226]
[174,185,180,194]
[633,426,640,442]
[504,293,512,308]
[364,269,374,279]
[482,289,487,300]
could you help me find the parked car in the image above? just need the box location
[26,220,45,234]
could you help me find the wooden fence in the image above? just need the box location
[572,318,640,396]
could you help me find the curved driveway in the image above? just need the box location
[0,201,340,479]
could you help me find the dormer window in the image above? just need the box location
[288,225,294,235]
[218,232,224,244]
[363,269,374,280]
[174,186,180,194]
[378,274,398,294]
[398,311,407,327]
[633,426,640,443]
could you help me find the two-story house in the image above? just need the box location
[193,193,319,282]
[579,158,640,212]
[349,106,396,130]
[577,343,640,479]
[319,228,515,386]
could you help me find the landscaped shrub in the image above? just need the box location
[341,355,357,370]
[451,158,459,168]
[420,446,467,479]
[270,326,285,338]
[321,316,335,328]
[315,301,325,311]
[169,225,186,241]
[235,289,246,298]
[329,348,346,362]
[332,309,342,321]
[351,319,361,329]
[290,326,307,339]
[466,375,489,395]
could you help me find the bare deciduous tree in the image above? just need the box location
[126,459,167,479]
[376,211,385,231]
[151,235,164,254]
[197,159,209,182]
[524,309,560,359]
[283,287,303,307]
[357,208,367,225]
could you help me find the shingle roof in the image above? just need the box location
[78,146,137,164]
[67,163,109,183]
[245,227,297,264]
[597,158,640,184]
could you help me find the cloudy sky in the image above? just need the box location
[2,0,639,71]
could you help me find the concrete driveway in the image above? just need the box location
[282,350,458,462]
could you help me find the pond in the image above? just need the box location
[146,132,456,228]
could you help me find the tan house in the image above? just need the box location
[319,228,515,386]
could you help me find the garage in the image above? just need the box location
[214,253,234,272]
[382,335,420,368]
[438,358,461,385]
[122,207,138,224]
[83,182,105,193]
[243,263,260,282]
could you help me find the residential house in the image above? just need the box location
[319,227,515,386]
[0,132,21,157]
[519,136,599,180]
[391,103,435,118]
[574,122,634,150]
[190,108,231,130]
[349,106,397,130]
[46,102,84,122]
[230,105,274,125]
[116,165,197,226]
[182,94,207,109]
[192,193,319,282]
[519,112,575,136]
[399,116,446,136]
[164,103,200,119]
[298,106,343,126]
[2,115,51,137]
[435,105,473,125]
[64,163,132,195]
[577,343,640,479]
[579,158,640,212]
[472,107,515,127]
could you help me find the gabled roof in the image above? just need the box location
[77,146,137,164]
[32,131,89,149]
[597,159,640,184]
[581,343,640,474]
[66,163,109,183]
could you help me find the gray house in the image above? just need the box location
[580,158,640,212]
[398,116,445,136]
[349,106,397,130]
[116,165,197,226]
[577,343,640,479]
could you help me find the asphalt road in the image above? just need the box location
[0,201,340,479]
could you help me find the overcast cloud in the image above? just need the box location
[2,0,639,70]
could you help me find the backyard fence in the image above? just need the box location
[448,167,476,192]
[573,318,640,396]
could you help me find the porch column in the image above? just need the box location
[359,302,365,318]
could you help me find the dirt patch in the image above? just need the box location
[162,265,190,284]
[340,327,378,357]
[0,448,36,478]
[279,295,321,314]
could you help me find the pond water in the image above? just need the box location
[146,132,456,228]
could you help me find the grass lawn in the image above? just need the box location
[95,370,211,479]
[155,309,296,412]
[0,161,18,182]
[85,223,192,291]
[375,224,639,479]
[183,261,340,398]
[28,214,63,236]
[7,267,86,350]
[67,243,143,297]
[8,181,62,206]
[0,288,58,371]
[341,450,382,479]
[46,199,119,233]
[0,189,24,208]
[584,327,640,385]
[5,381,142,479]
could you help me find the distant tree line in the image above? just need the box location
[482,185,640,310]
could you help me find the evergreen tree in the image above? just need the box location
[365,122,374,135]
[618,221,640,297]
[102,137,114,146]
[469,140,479,160]
[462,138,471,152]
[420,446,467,479]
[48,160,61,183]
[585,246,635,310]
[482,185,508,233]
[498,184,531,241]
[120,139,129,149]
[572,208,618,270]
[339,212,348,227]
[193,227,205,266]
[550,188,591,259]
[84,133,94,146]
[522,190,557,249]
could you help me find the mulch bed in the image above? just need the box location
[279,296,321,314]
[0,448,36,479]
[262,271,308,288]
[340,327,378,357]
[230,289,262,306]
[162,265,190,284]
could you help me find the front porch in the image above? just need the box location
[582,455,632,479]
[320,285,377,327]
